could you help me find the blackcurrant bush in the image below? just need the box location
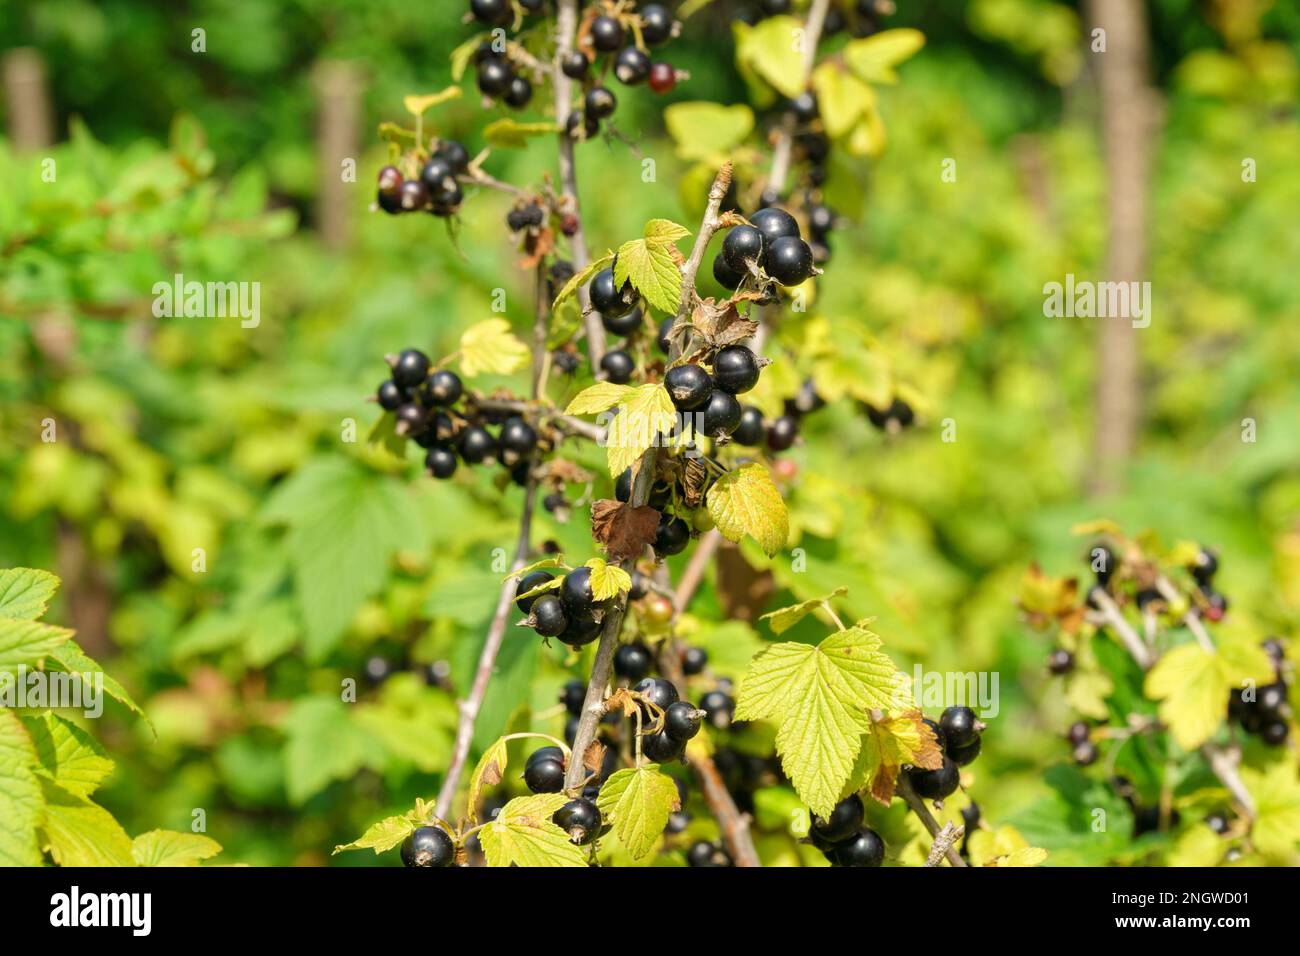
[504,75,533,109]
[765,235,814,285]
[681,645,708,675]
[476,57,514,97]
[401,825,455,867]
[721,224,766,273]
[664,363,715,411]
[584,86,617,120]
[436,140,470,174]
[425,369,463,406]
[1047,648,1074,675]
[499,416,538,456]
[732,406,765,446]
[602,303,644,336]
[699,689,734,729]
[712,345,760,394]
[766,414,800,451]
[561,678,586,715]
[939,706,979,749]
[664,700,702,742]
[590,267,635,316]
[470,0,511,26]
[712,253,745,290]
[811,794,863,843]
[392,348,431,388]
[425,446,458,480]
[377,380,407,411]
[829,827,885,867]
[561,50,590,78]
[600,349,635,384]
[614,46,651,84]
[635,677,680,713]
[553,798,602,845]
[749,206,800,244]
[1066,720,1090,745]
[654,514,691,556]
[947,736,981,767]
[590,15,626,52]
[642,729,685,763]
[460,425,498,464]
[614,642,654,682]
[532,594,570,637]
[640,3,673,44]
[909,757,960,800]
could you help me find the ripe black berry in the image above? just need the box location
[561,50,590,78]
[699,689,734,729]
[1047,648,1074,675]
[648,62,676,93]
[392,349,431,388]
[701,389,742,437]
[524,755,566,793]
[584,86,617,120]
[459,425,498,464]
[602,303,643,336]
[470,0,511,26]
[532,594,570,637]
[561,679,586,716]
[514,573,555,617]
[1066,720,1090,745]
[1261,720,1289,746]
[1206,812,1229,835]
[1257,682,1287,714]
[665,363,714,411]
[393,402,427,437]
[808,203,835,237]
[635,677,679,713]
[476,57,514,97]
[1191,547,1218,583]
[687,840,730,867]
[425,369,463,406]
[788,91,818,123]
[420,156,454,195]
[600,349,635,384]
[614,467,633,503]
[614,642,654,681]
[766,235,814,285]
[1073,739,1098,766]
[766,414,799,451]
[657,317,675,354]
[614,46,651,85]
[629,571,649,601]
[499,416,538,456]
[590,15,626,51]
[642,729,685,763]
[664,700,702,742]
[425,446,458,480]
[553,798,601,845]
[947,736,981,767]
[560,615,602,647]
[504,75,533,109]
[654,514,691,556]
[401,825,455,867]
[436,140,470,174]
[681,645,708,675]
[909,756,960,800]
[712,345,760,394]
[640,4,673,44]
[553,349,580,374]
[377,380,407,411]
[590,268,635,316]
[829,827,885,867]
[712,253,745,290]
[939,706,979,749]
[732,406,765,446]
[566,109,600,139]
[721,224,766,272]
[811,794,863,843]
[560,566,601,618]
[749,206,801,244]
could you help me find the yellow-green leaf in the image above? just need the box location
[811,63,875,139]
[734,16,806,99]
[459,319,530,377]
[585,558,632,601]
[707,462,789,557]
[450,34,487,81]
[404,87,463,116]
[0,618,74,672]
[663,102,755,163]
[846,709,944,805]
[0,709,42,866]
[596,765,680,861]
[604,384,676,478]
[759,586,848,635]
[39,778,134,866]
[842,28,926,85]
[643,218,691,243]
[615,238,683,315]
[466,737,510,825]
[131,829,223,867]
[566,381,636,416]
[484,117,559,149]
[0,568,60,621]
[1243,762,1300,860]
[332,812,421,855]
[1144,637,1274,750]
[23,713,114,799]
[479,793,588,867]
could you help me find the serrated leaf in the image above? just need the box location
[966,824,1046,867]
[0,618,74,672]
[404,87,463,116]
[585,558,632,601]
[759,586,848,635]
[842,29,926,84]
[615,232,685,315]
[459,319,530,377]
[596,765,680,860]
[39,778,134,866]
[0,568,60,621]
[643,218,691,243]
[734,16,806,99]
[46,640,151,727]
[131,829,223,867]
[552,251,615,311]
[811,63,875,139]
[1243,762,1300,860]
[663,102,755,164]
[483,117,560,149]
[1144,637,1274,750]
[566,381,636,416]
[332,813,421,855]
[846,709,943,805]
[23,713,114,798]
[466,737,510,825]
[605,384,677,478]
[0,709,43,866]
[282,695,375,805]
[735,626,902,816]
[707,462,789,557]
[479,793,588,867]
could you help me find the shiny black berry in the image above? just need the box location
[532,594,570,637]
[470,0,511,25]
[808,203,835,237]
[426,369,463,406]
[939,706,979,749]
[712,345,760,394]
[701,389,743,436]
[909,757,960,800]
[560,615,602,647]
[393,402,427,436]
[664,700,702,742]
[524,753,566,793]
[732,406,765,446]
[436,140,469,173]
[401,825,455,867]
[749,206,801,244]
[766,414,799,451]
[392,349,431,388]
[1067,721,1090,745]
[553,798,602,845]
[561,50,590,78]
[514,573,555,617]
[602,303,643,336]
[640,4,673,44]
[1073,739,1099,766]
[460,425,498,464]
[561,679,586,715]
[591,15,626,50]
[687,840,730,867]
[614,642,654,682]
[712,253,745,290]
[811,794,863,843]
[1261,720,1289,746]
[504,75,533,109]
[721,224,766,273]
[657,317,675,354]
[499,416,538,456]
[665,363,714,411]
[830,827,884,867]
[477,57,514,97]
[681,646,708,675]
[585,86,617,120]
[766,235,814,285]
[947,736,981,767]
[654,514,691,556]
[590,268,635,316]
[1190,547,1218,584]
[614,467,633,502]
[377,380,407,411]
[1047,648,1074,675]
[425,446,458,480]
[560,566,601,618]
[699,689,734,729]
[642,729,685,763]
[788,91,819,123]
[420,156,454,194]
[614,46,651,84]
[634,677,679,713]
[600,349,635,384]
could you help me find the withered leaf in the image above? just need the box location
[583,739,606,774]
[590,499,661,561]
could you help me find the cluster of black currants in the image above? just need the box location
[633,677,702,763]
[807,794,885,866]
[468,0,549,108]
[1067,719,1097,766]
[1227,636,1291,747]
[1187,546,1228,622]
[516,744,607,845]
[662,344,763,442]
[735,0,890,39]
[713,206,816,291]
[862,396,916,433]
[516,565,608,648]
[907,706,982,800]
[686,839,733,867]
[375,348,540,484]
[376,140,470,217]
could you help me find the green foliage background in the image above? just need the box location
[2,0,1299,865]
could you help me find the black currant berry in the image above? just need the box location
[532,594,570,637]
[1073,739,1099,766]
[398,179,429,212]
[401,825,455,868]
[1047,648,1074,675]
[939,706,979,749]
[602,303,643,336]
[470,0,511,26]
[811,794,863,844]
[640,3,673,44]
[560,566,601,618]
[687,840,731,867]
[590,15,626,51]
[566,109,600,139]
[654,514,691,556]
[701,389,743,437]
[561,615,602,647]
[635,677,679,713]
[1206,812,1229,835]
[657,317,675,354]
[909,757,960,800]
[600,349,635,384]
[553,349,580,374]
[393,402,428,437]
[561,50,590,78]
[584,86,617,120]
[788,91,819,123]
[614,642,654,682]
[1067,721,1091,745]
[561,678,586,715]
[614,46,651,84]
[499,416,538,456]
[504,75,533,109]
[1258,682,1288,715]
[765,235,814,285]
[808,203,835,238]
[721,224,766,273]
[664,363,714,411]
[436,140,470,174]
[712,253,745,290]
[766,414,800,451]
[377,380,407,411]
[425,369,463,406]
[732,406,765,446]
[524,755,566,793]
[749,206,801,244]
[526,746,565,771]
[614,467,633,503]
[699,689,734,729]
[476,57,514,97]
[420,156,455,195]
[830,827,885,867]
[947,736,981,767]
[590,268,635,316]
[1261,720,1289,746]
[459,425,498,464]
[515,571,555,615]
[1191,547,1219,584]
[377,166,403,214]
[392,349,431,388]
[712,345,760,394]
[425,447,458,480]
[642,729,685,763]
[553,798,602,845]
[628,571,649,601]
[681,645,708,675]
[664,700,702,742]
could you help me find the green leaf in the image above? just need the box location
[23,713,114,798]
[707,462,789,557]
[39,778,134,866]
[604,384,677,478]
[596,765,680,860]
[566,382,637,416]
[450,34,487,82]
[367,412,408,461]
[46,640,151,726]
[0,568,60,621]
[734,16,806,99]
[734,626,902,816]
[333,813,421,855]
[0,618,74,672]
[466,737,510,825]
[842,29,926,85]
[1243,762,1300,860]
[614,222,689,314]
[585,558,632,601]
[0,709,43,866]
[404,87,463,116]
[483,117,560,149]
[459,318,530,377]
[552,251,615,312]
[479,793,588,867]
[282,695,376,805]
[759,586,848,635]
[811,63,875,139]
[663,102,755,164]
[131,829,223,867]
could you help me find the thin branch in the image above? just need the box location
[1089,588,1155,669]
[895,773,967,867]
[926,822,965,867]
[673,528,721,615]
[766,0,831,197]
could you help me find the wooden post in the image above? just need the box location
[3,47,54,150]
[314,60,361,251]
